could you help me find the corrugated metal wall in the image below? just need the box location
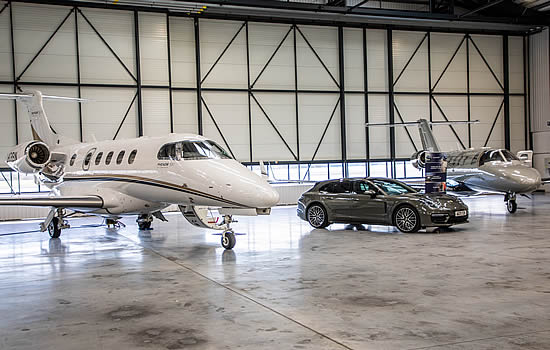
[529,28,550,179]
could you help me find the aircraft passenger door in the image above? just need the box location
[352,180,386,223]
[319,181,358,221]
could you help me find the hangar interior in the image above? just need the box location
[0,0,550,349]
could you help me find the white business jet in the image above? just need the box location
[0,91,279,249]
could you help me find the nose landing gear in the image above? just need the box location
[220,215,236,250]
[505,192,517,213]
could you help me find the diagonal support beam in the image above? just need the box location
[347,0,369,12]
[295,26,340,89]
[251,92,298,161]
[201,22,246,85]
[483,99,505,147]
[431,96,466,149]
[251,26,293,88]
[394,33,427,87]
[16,8,74,81]
[432,35,466,91]
[469,36,504,91]
[0,2,9,16]
[459,0,505,18]
[78,9,137,82]
[393,102,419,152]
[201,96,236,159]
[113,91,138,140]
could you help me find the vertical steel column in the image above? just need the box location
[363,27,370,177]
[293,24,300,169]
[527,34,532,150]
[428,31,433,123]
[387,29,396,164]
[133,10,143,137]
[466,34,472,148]
[338,26,347,177]
[166,14,174,133]
[194,17,203,135]
[246,21,252,162]
[503,34,510,150]
[74,7,83,141]
[523,35,529,150]
[9,2,18,144]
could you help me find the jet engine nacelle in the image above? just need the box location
[411,150,428,170]
[6,141,51,174]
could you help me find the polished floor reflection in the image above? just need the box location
[1,193,550,349]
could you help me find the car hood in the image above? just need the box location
[398,192,466,210]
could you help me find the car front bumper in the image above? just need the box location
[428,210,469,226]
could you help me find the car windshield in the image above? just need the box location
[371,179,416,195]
[158,140,232,160]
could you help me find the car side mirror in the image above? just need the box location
[363,190,376,198]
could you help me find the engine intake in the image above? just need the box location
[6,141,51,174]
[411,150,428,169]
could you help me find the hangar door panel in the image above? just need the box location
[393,95,426,158]
[430,96,469,151]
[0,85,16,168]
[139,13,168,86]
[173,91,198,135]
[170,17,195,89]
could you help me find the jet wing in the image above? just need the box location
[0,195,104,208]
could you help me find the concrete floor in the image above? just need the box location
[1,194,550,350]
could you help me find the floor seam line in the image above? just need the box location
[407,328,550,350]
[124,236,354,350]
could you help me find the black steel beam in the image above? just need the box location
[293,25,299,162]
[9,1,18,144]
[338,26,347,176]
[503,34,510,150]
[194,17,203,135]
[387,29,396,161]
[459,0,505,18]
[167,14,174,133]
[74,7,82,142]
[466,34,471,147]
[246,21,252,162]
[363,28,370,167]
[134,10,143,137]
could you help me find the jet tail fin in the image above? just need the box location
[0,91,88,147]
[365,119,479,152]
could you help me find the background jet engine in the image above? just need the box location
[6,141,51,174]
[411,150,428,170]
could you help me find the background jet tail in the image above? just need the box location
[0,91,87,147]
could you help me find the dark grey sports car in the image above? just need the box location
[297,178,468,233]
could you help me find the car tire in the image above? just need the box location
[307,204,329,229]
[393,205,421,233]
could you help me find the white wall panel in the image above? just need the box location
[510,96,526,153]
[169,17,195,88]
[142,88,170,137]
[367,94,390,158]
[0,85,16,168]
[139,13,168,86]
[393,31,428,92]
[201,91,249,161]
[298,93,340,160]
[0,2,13,81]
[345,94,365,159]
[80,87,137,142]
[13,3,76,83]
[469,35,503,93]
[509,36,524,94]
[430,33,467,93]
[173,90,197,135]
[366,29,388,92]
[251,93,297,161]
[343,28,363,91]
[394,95,427,157]
[470,96,504,149]
[297,25,339,90]
[431,96,469,151]
[200,19,247,89]
[78,8,136,84]
[249,23,294,90]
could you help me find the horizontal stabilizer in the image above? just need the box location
[0,93,89,103]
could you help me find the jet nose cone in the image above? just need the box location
[503,167,541,193]
[264,186,280,207]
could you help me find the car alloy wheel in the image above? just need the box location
[395,206,419,233]
[307,205,327,228]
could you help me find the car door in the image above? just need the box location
[352,180,387,224]
[319,181,357,222]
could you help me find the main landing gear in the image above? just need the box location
[220,215,236,250]
[137,214,153,230]
[505,192,517,214]
[41,208,70,238]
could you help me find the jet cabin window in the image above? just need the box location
[116,151,125,165]
[128,150,137,164]
[157,140,231,161]
[105,151,114,165]
[95,152,103,166]
[69,154,77,166]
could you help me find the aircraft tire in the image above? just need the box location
[507,200,517,214]
[138,221,151,230]
[48,217,61,238]
[221,231,236,250]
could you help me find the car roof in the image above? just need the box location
[313,177,400,187]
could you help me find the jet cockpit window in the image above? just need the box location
[479,150,503,165]
[158,140,232,161]
[501,149,519,162]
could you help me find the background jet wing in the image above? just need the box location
[0,195,104,208]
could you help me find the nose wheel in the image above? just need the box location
[505,192,517,213]
[220,215,236,250]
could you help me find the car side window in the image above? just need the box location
[319,183,335,193]
[105,151,114,165]
[355,181,371,194]
[116,151,125,165]
[332,181,352,194]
